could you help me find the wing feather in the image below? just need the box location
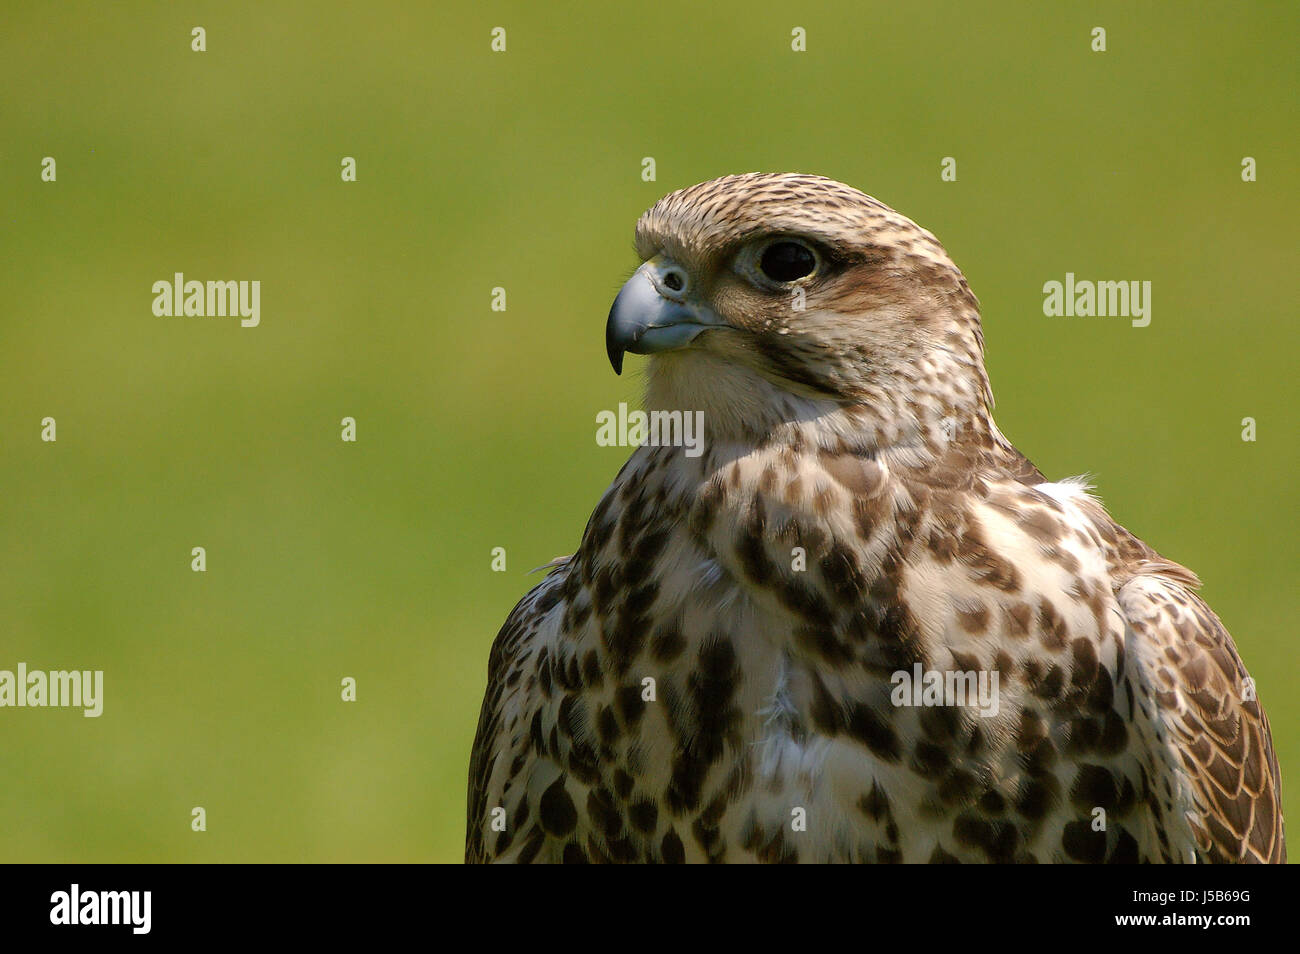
[465,570,569,863]
[1119,574,1285,863]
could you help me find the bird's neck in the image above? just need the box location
[643,349,998,463]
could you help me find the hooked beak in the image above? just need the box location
[605,259,726,374]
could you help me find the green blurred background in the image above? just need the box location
[1,2,1294,862]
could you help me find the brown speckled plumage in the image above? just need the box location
[466,173,1285,864]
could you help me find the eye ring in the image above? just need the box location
[752,238,820,285]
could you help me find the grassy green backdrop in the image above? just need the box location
[1,1,1294,862]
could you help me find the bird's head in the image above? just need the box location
[607,173,993,448]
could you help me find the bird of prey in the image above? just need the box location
[466,173,1285,863]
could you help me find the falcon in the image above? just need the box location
[466,173,1285,863]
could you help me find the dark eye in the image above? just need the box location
[759,240,817,282]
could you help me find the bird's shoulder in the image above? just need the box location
[938,463,1284,863]
[466,566,574,863]
[1116,572,1286,863]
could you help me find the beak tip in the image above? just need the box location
[606,312,627,374]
